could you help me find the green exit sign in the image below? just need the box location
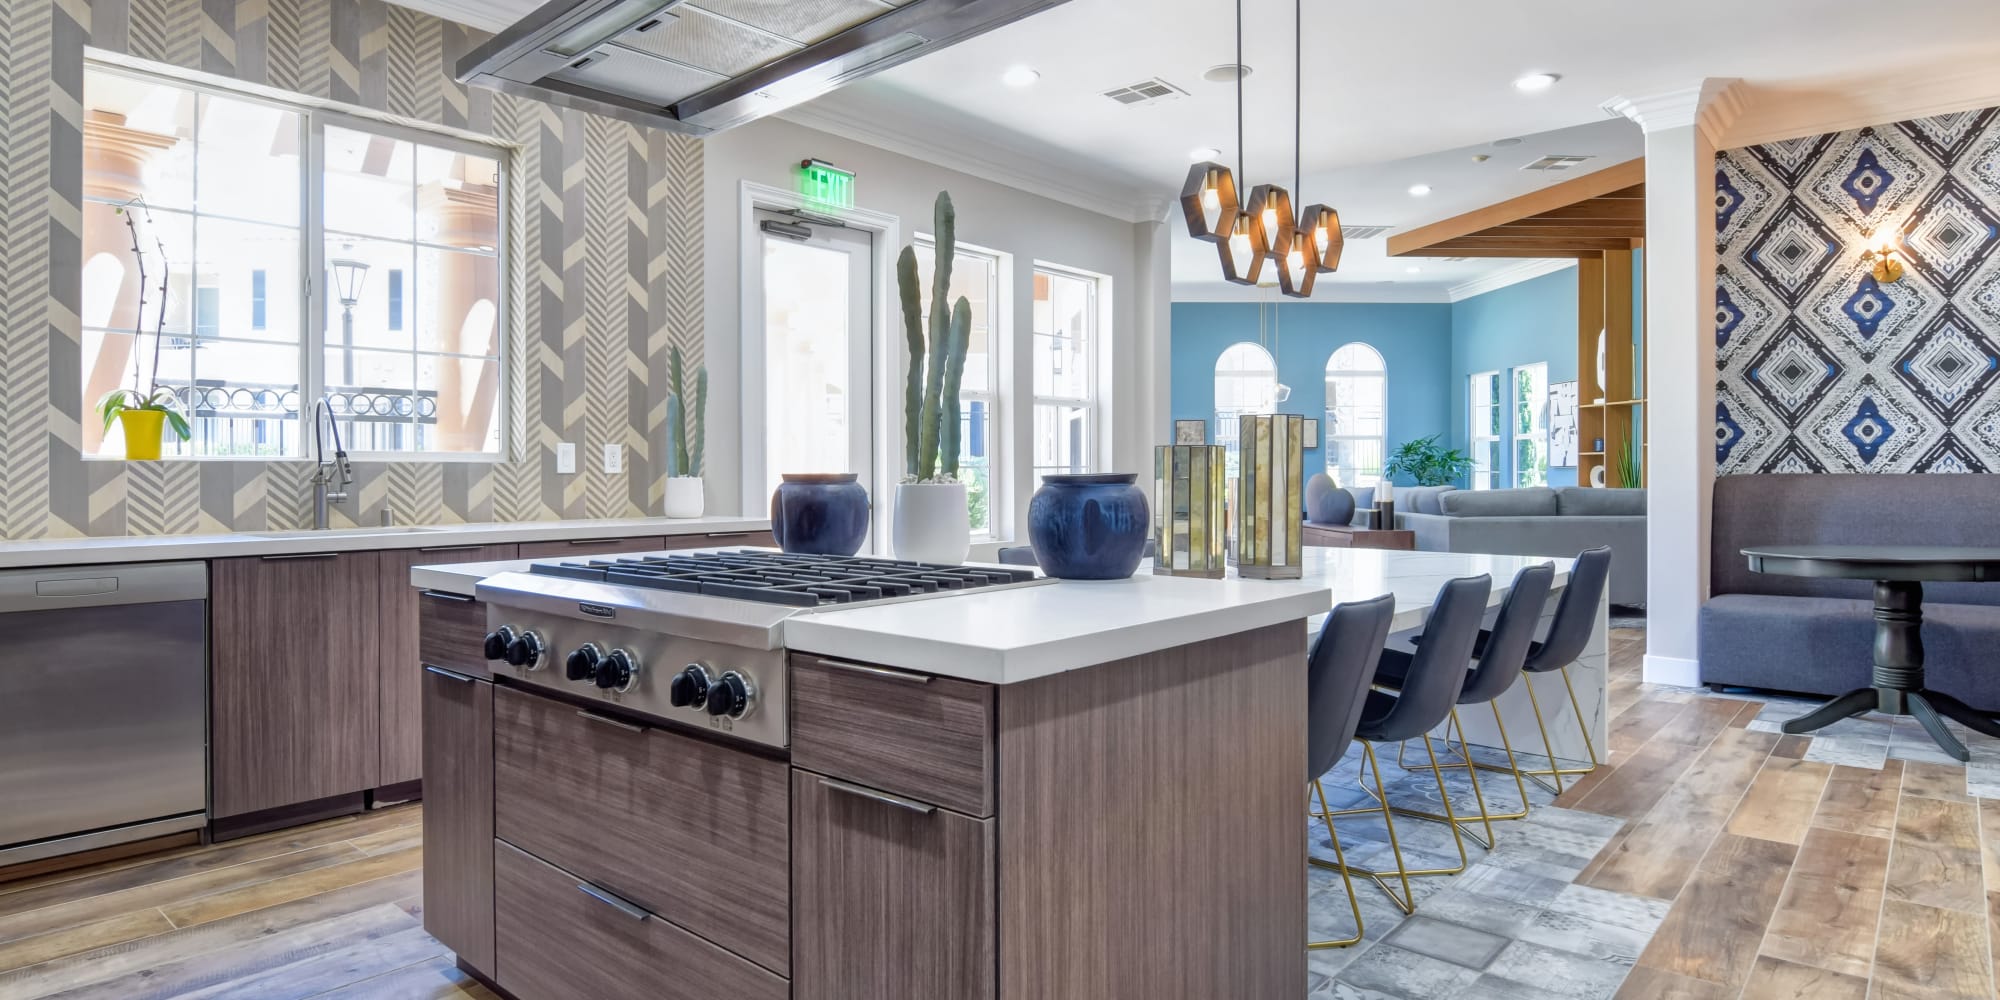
[798,158,855,212]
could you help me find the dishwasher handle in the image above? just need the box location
[0,561,208,612]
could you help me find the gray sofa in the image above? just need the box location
[1337,485,1647,606]
[1699,474,2000,712]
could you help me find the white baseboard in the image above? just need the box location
[1643,653,1702,687]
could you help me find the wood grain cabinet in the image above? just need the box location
[377,544,516,785]
[420,662,494,975]
[210,552,381,818]
[791,769,995,1000]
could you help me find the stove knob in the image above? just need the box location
[705,671,753,719]
[595,649,640,693]
[483,626,516,662]
[565,643,603,682]
[668,665,711,709]
[504,630,545,670]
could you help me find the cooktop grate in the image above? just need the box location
[528,550,1038,608]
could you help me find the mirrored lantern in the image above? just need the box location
[1233,413,1305,579]
[1179,162,1240,243]
[1299,203,1344,272]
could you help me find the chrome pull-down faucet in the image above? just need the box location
[311,399,353,531]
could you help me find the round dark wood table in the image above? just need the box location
[1744,544,2000,762]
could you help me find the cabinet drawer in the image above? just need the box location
[417,590,491,679]
[421,668,493,974]
[493,687,790,975]
[790,654,995,817]
[516,536,667,560]
[684,529,777,549]
[792,769,995,1000]
[495,841,787,1000]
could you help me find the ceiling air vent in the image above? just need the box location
[1522,154,1594,172]
[1339,224,1392,240]
[1442,257,1470,262]
[1101,78,1188,106]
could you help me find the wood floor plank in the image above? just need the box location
[1811,760,1904,839]
[1738,955,1866,1000]
[1870,899,1995,1000]
[1611,965,1736,999]
[1885,795,1985,914]
[1980,799,2000,895]
[1756,826,1889,980]
[0,870,421,1000]
[345,824,423,858]
[1899,760,1972,803]
[1725,757,1831,845]
[160,847,424,929]
[0,909,174,977]
[1633,833,1798,990]
[1655,698,1754,748]
[1770,734,1812,759]
[0,845,365,948]
[1606,698,1686,756]
[173,924,448,1000]
[302,955,498,1000]
[1582,727,1779,899]
[1568,736,1707,820]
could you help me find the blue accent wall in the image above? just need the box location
[1450,268,1581,487]
[1170,301,1454,479]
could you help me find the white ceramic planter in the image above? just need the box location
[663,477,705,518]
[892,482,970,565]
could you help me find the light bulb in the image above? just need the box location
[1315,225,1330,253]
[1201,186,1222,229]
[1262,207,1279,249]
[1228,225,1253,268]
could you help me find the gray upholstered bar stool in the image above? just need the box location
[1488,545,1612,794]
[1322,575,1492,914]
[1378,562,1556,847]
[1304,593,1398,950]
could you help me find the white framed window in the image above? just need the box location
[1469,371,1502,490]
[1323,343,1385,489]
[1214,342,1277,507]
[81,60,507,460]
[1512,362,1549,488]
[913,240,1003,538]
[1031,265,1102,482]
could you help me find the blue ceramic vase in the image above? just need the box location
[1027,473,1151,580]
[770,474,871,557]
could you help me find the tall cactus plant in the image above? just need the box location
[900,191,974,482]
[667,344,705,478]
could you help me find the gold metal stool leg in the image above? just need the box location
[1385,708,1510,848]
[1318,739,1472,914]
[1307,779,1363,950]
[1491,668,1602,795]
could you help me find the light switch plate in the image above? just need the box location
[602,444,623,475]
[556,442,576,474]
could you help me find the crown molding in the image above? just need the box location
[1719,61,2000,148]
[1602,78,1745,145]
[779,98,1162,224]
[1446,259,1578,303]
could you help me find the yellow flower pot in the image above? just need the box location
[118,409,167,461]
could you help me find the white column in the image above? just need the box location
[1605,82,1742,686]
[1124,204,1174,471]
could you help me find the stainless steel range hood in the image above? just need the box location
[458,0,1069,135]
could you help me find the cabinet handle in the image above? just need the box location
[819,777,936,815]
[705,532,755,539]
[569,538,617,546]
[576,882,650,921]
[419,589,474,603]
[576,709,647,734]
[815,658,931,684]
[424,665,476,683]
[418,544,485,554]
[260,552,337,562]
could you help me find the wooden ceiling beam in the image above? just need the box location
[1396,247,1599,259]
[1430,236,1640,253]
[1493,217,1647,230]
[1487,224,1645,239]
[1533,200,1647,222]
[1386,157,1645,257]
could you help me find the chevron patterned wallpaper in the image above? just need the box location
[0,0,704,538]
[1716,107,2000,474]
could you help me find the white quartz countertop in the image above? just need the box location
[414,546,1570,685]
[0,515,769,569]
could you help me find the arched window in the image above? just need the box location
[1214,342,1277,502]
[1325,343,1386,488]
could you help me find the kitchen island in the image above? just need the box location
[411,546,1591,1000]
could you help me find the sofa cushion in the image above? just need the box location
[1396,485,1457,515]
[1557,487,1646,516]
[1440,487,1558,518]
[1698,594,2000,712]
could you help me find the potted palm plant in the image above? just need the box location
[97,199,190,461]
[892,191,974,565]
[663,345,707,517]
[1381,434,1473,487]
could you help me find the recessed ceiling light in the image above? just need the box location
[1405,266,1423,274]
[1202,64,1252,83]
[1407,184,1432,197]
[1189,146,1221,162]
[1002,66,1040,88]
[1514,72,1561,92]
[1493,137,1524,148]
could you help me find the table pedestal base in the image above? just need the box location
[1780,580,2000,762]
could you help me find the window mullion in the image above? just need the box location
[302,109,325,455]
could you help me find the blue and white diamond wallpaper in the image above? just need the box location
[1716,106,2000,474]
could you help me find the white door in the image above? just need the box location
[749,211,874,508]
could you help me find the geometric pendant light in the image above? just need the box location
[1278,0,1339,297]
[1180,162,1239,242]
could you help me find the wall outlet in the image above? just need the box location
[602,444,623,475]
[556,442,577,475]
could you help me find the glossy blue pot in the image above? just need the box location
[770,474,871,556]
[1027,473,1151,580]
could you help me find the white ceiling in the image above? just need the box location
[398,0,2000,297]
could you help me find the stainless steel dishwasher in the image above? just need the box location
[0,561,208,866]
